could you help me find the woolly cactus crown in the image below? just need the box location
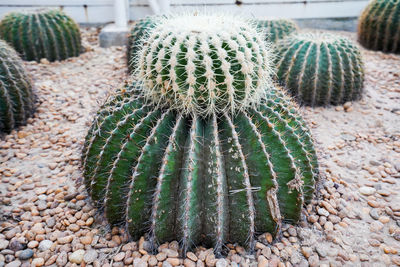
[135,13,275,116]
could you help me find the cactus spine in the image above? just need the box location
[82,84,318,252]
[256,19,298,43]
[0,9,81,62]
[83,14,319,252]
[0,40,35,133]
[358,0,400,53]
[127,17,158,73]
[135,14,274,116]
[275,33,364,106]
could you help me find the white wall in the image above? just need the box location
[0,0,369,24]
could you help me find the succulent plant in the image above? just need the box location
[83,14,318,252]
[0,40,35,133]
[82,83,318,252]
[358,0,400,53]
[0,9,81,62]
[127,17,158,73]
[134,14,275,116]
[256,19,298,43]
[275,33,364,106]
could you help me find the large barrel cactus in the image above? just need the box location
[256,19,298,43]
[0,9,81,62]
[83,14,319,252]
[358,0,400,53]
[127,16,158,73]
[275,33,364,106]
[0,40,35,133]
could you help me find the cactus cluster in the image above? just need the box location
[275,33,364,106]
[256,19,298,43]
[82,83,318,252]
[0,9,81,62]
[134,14,274,116]
[358,0,400,53]
[0,40,35,133]
[83,14,319,251]
[127,16,158,73]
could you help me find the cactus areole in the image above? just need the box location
[134,14,275,116]
[83,14,319,252]
[0,9,81,62]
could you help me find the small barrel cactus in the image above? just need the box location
[127,16,158,73]
[358,0,400,53]
[0,40,35,133]
[83,14,319,252]
[82,84,318,252]
[256,19,298,43]
[275,33,364,106]
[0,9,81,62]
[134,14,274,116]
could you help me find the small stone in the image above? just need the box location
[162,261,172,267]
[258,255,268,267]
[8,240,25,252]
[84,250,98,264]
[379,216,390,223]
[184,259,196,267]
[369,209,380,220]
[186,252,197,262]
[215,259,228,267]
[301,247,312,259]
[133,258,148,267]
[113,252,125,262]
[57,235,73,244]
[359,186,376,196]
[17,249,33,260]
[38,240,53,251]
[4,260,21,267]
[0,240,9,250]
[166,258,180,266]
[31,258,45,267]
[370,221,384,232]
[148,256,158,266]
[317,208,329,217]
[162,248,179,258]
[316,246,327,258]
[156,252,167,261]
[69,249,85,264]
[56,251,68,266]
[27,241,38,248]
[392,255,400,266]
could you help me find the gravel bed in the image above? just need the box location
[0,27,399,267]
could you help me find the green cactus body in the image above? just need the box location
[275,33,364,106]
[82,84,318,252]
[256,19,298,43]
[127,17,158,73]
[358,0,400,53]
[0,9,81,62]
[0,40,35,133]
[134,14,274,116]
[83,14,319,252]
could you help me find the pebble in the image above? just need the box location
[69,249,85,264]
[359,186,376,196]
[83,249,98,264]
[4,261,21,267]
[31,258,44,267]
[38,240,53,251]
[17,249,33,260]
[369,208,380,220]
